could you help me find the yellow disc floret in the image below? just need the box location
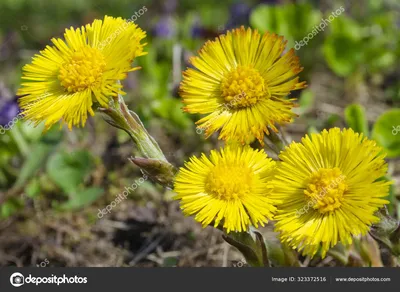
[205,164,253,201]
[220,65,268,108]
[304,167,348,214]
[58,47,106,93]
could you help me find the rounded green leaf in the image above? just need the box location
[372,109,400,158]
[46,150,93,194]
[323,35,362,77]
[58,187,105,211]
[344,104,369,136]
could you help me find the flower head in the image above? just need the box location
[272,128,391,258]
[180,26,306,144]
[17,16,147,130]
[173,145,278,233]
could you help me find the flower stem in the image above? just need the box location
[98,95,176,188]
[99,95,166,161]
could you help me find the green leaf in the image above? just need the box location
[265,240,285,267]
[250,5,280,33]
[13,143,54,188]
[323,35,362,77]
[322,15,364,77]
[13,127,62,189]
[397,204,400,222]
[25,178,41,198]
[299,89,315,113]
[327,243,349,265]
[46,150,93,194]
[20,121,45,142]
[329,15,362,40]
[385,84,400,104]
[380,175,396,215]
[0,198,24,218]
[344,104,369,136]
[371,109,400,158]
[325,114,341,128]
[222,229,269,267]
[370,208,400,257]
[57,187,104,211]
[369,51,396,73]
[265,240,301,267]
[198,4,228,28]
[250,3,320,48]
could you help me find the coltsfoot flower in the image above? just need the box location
[272,128,391,258]
[180,26,306,144]
[173,145,279,233]
[17,16,146,130]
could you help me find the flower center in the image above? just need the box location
[58,47,106,93]
[220,65,268,109]
[304,167,348,214]
[205,164,253,201]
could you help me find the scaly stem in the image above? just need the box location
[98,95,176,188]
[99,94,167,161]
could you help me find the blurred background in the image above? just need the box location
[0,0,399,267]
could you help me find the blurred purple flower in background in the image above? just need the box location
[226,3,252,29]
[190,17,204,38]
[161,0,178,14]
[152,0,178,39]
[0,82,20,126]
[153,15,177,39]
[0,100,19,126]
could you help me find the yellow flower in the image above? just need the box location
[272,128,391,258]
[173,145,278,233]
[17,16,147,130]
[180,26,306,144]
